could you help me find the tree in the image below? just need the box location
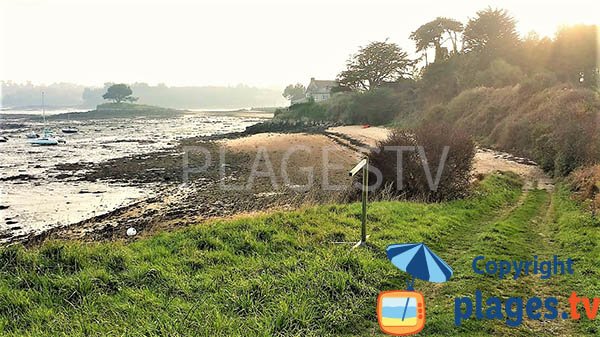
[549,25,598,88]
[418,57,463,107]
[410,17,463,64]
[519,31,553,74]
[337,41,414,91]
[473,58,524,87]
[282,83,306,102]
[463,8,520,62]
[102,83,137,103]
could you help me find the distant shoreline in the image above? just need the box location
[0,106,279,119]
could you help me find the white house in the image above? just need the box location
[292,77,337,104]
[306,77,337,102]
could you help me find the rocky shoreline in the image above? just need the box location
[14,122,360,246]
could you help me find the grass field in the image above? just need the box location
[0,173,598,336]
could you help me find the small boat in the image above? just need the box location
[29,129,58,146]
[0,136,8,142]
[61,127,78,134]
[29,92,59,146]
[25,131,39,139]
[61,111,78,133]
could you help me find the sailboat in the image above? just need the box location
[25,131,39,139]
[61,111,78,133]
[29,92,59,146]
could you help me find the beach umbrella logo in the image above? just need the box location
[377,243,453,336]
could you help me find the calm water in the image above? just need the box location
[0,110,268,242]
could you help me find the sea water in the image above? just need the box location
[0,110,268,242]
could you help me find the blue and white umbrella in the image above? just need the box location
[386,243,453,288]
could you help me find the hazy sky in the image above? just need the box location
[1,0,597,89]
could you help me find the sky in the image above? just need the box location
[1,0,598,89]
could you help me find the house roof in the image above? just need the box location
[311,80,337,88]
[306,78,337,94]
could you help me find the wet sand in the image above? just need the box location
[24,130,360,244]
[0,182,148,242]
[0,111,269,243]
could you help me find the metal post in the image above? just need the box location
[361,157,368,244]
[343,158,370,249]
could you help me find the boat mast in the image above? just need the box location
[42,91,46,125]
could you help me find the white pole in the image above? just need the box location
[42,91,46,125]
[349,157,369,248]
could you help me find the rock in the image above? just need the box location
[0,174,37,182]
[79,189,105,194]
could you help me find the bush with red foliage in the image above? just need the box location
[366,123,475,202]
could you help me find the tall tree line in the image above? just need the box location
[332,7,597,106]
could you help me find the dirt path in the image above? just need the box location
[326,125,554,192]
[474,148,554,192]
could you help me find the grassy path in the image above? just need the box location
[416,173,581,336]
[544,187,600,335]
[417,186,551,334]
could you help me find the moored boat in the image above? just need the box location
[29,92,59,146]
[25,131,39,139]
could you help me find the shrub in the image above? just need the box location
[274,100,327,121]
[366,123,475,201]
[568,164,600,212]
[418,57,463,107]
[324,92,355,123]
[344,88,401,125]
[474,59,524,88]
[518,72,558,96]
[434,82,600,176]
[275,84,419,126]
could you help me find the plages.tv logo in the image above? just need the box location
[377,243,453,336]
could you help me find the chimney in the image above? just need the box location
[311,77,315,81]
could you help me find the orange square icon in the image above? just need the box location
[377,290,425,336]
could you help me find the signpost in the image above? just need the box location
[349,157,369,248]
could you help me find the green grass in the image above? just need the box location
[55,102,183,120]
[548,186,600,335]
[0,173,597,336]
